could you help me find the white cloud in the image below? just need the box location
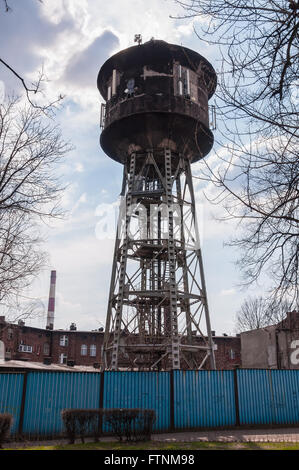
[0,0,242,334]
[220,288,236,296]
[75,162,84,173]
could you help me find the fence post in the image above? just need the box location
[99,371,105,434]
[18,371,28,437]
[233,368,240,427]
[170,369,175,431]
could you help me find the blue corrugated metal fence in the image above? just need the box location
[174,370,236,429]
[1,369,299,438]
[103,371,170,431]
[0,373,24,435]
[22,372,101,438]
[237,369,299,426]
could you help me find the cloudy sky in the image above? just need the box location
[0,0,263,335]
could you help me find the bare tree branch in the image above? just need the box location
[176,0,299,307]
[235,295,291,332]
[0,96,72,307]
[0,0,64,114]
[0,58,64,114]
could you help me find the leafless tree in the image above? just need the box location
[266,298,293,325]
[235,296,270,332]
[0,296,45,324]
[174,1,298,106]
[174,1,299,307]
[0,0,64,113]
[0,96,71,309]
[235,295,291,332]
[0,294,46,341]
[0,211,45,304]
[1,0,43,12]
[1,0,14,13]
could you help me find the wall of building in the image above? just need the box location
[276,311,299,369]
[213,336,241,369]
[51,330,103,366]
[0,318,52,363]
[2,311,298,370]
[0,316,241,369]
[240,326,277,369]
[240,311,299,369]
[0,317,104,367]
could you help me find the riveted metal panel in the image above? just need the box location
[0,372,24,435]
[103,371,170,431]
[174,370,236,429]
[22,371,101,438]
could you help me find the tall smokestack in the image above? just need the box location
[46,270,56,330]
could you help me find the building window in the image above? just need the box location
[81,344,87,356]
[43,343,50,356]
[176,64,190,98]
[229,349,235,360]
[90,345,96,357]
[183,69,190,97]
[60,335,68,347]
[111,69,120,96]
[7,328,13,340]
[18,344,33,353]
[59,353,67,364]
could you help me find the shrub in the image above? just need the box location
[61,408,156,444]
[101,408,156,442]
[61,409,101,444]
[0,413,13,448]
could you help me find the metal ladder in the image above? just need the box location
[165,149,180,369]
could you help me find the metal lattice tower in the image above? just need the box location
[97,39,217,371]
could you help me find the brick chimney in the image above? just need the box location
[46,270,56,330]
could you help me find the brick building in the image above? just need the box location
[212,335,241,370]
[0,315,241,369]
[0,317,104,367]
[2,312,298,370]
[50,327,103,367]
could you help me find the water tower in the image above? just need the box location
[97,38,217,371]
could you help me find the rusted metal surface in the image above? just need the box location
[97,40,217,371]
[100,149,216,371]
[97,40,216,99]
[98,39,216,163]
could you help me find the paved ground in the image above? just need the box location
[152,428,299,443]
[4,427,299,448]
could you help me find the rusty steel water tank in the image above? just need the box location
[97,39,216,164]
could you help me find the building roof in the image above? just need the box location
[0,360,101,373]
[97,39,217,99]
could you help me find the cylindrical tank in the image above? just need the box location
[97,39,216,164]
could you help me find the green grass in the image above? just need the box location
[4,441,299,451]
